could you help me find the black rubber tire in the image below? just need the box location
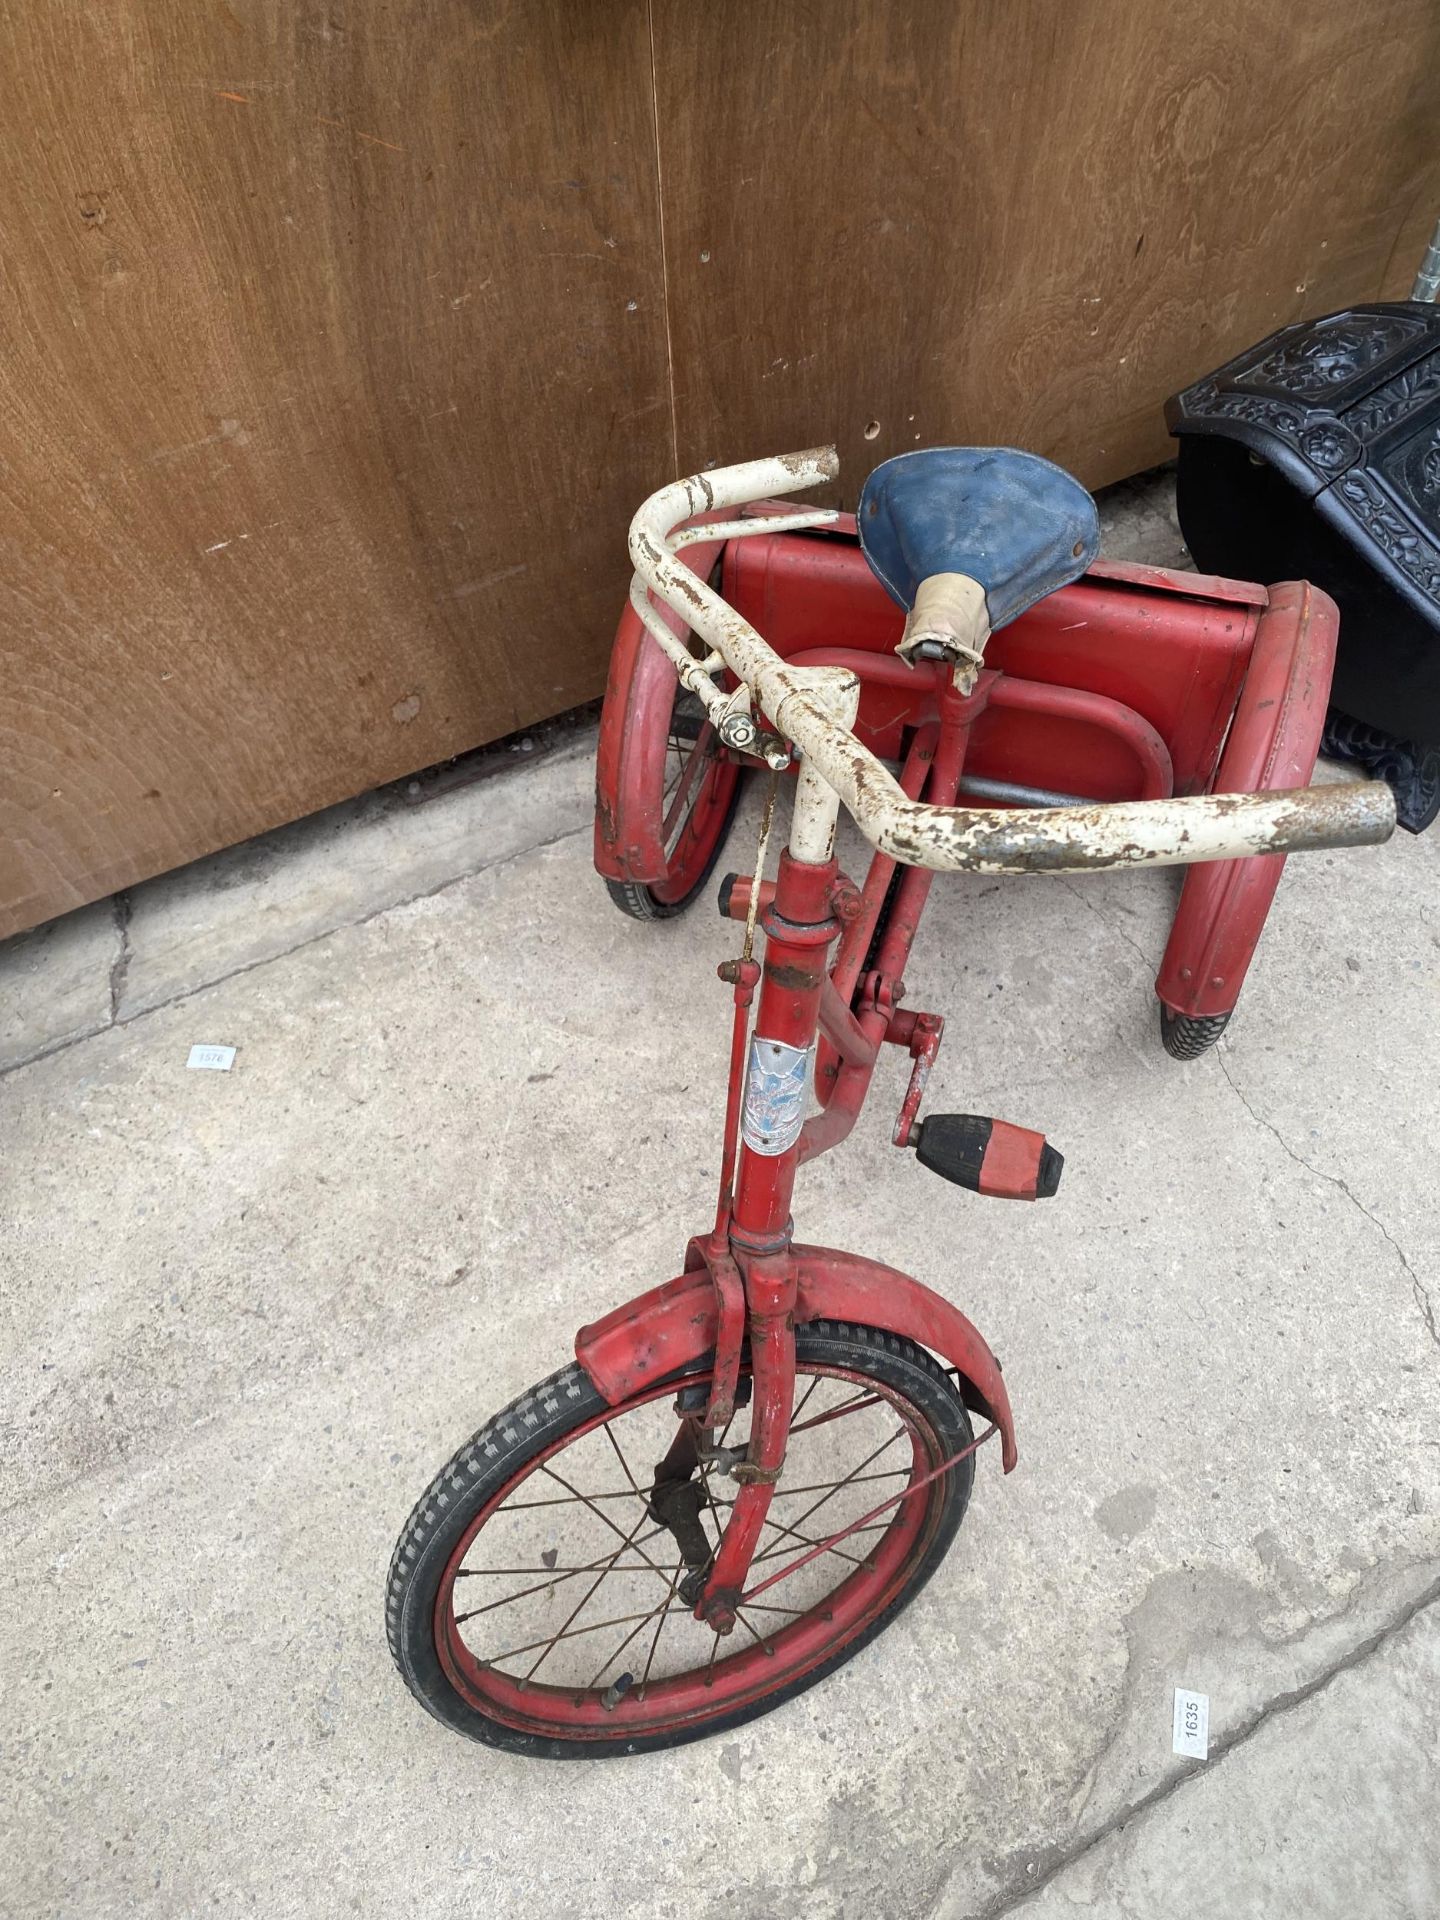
[604,872,700,922]
[385,1321,974,1758]
[1159,1004,1231,1060]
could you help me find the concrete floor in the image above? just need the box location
[3,474,1439,1918]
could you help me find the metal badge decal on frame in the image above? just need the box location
[741,1036,811,1157]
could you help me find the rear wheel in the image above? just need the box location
[1159,1004,1231,1060]
[386,1322,974,1756]
[604,684,743,920]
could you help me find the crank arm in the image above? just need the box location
[889,1008,944,1149]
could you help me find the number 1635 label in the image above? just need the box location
[1172,1688,1209,1759]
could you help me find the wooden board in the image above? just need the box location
[0,1,670,938]
[6,0,1440,937]
[653,0,1440,505]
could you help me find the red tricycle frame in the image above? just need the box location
[386,449,1389,1756]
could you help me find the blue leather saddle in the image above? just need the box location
[857,448,1100,631]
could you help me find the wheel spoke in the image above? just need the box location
[488,1606,669,1672]
[601,1420,653,1519]
[493,1487,648,1511]
[787,1392,883,1439]
[749,1522,888,1567]
[660,722,716,843]
[454,1526,670,1621]
[585,1577,681,1690]
[776,1426,910,1545]
[748,1511,879,1568]
[456,1564,652,1578]
[540,1463,676,1594]
[732,1609,772,1655]
[522,1509,652,1682]
[488,1461,907,1514]
[636,1562,684,1700]
[716,1466,912,1503]
[786,1374,823,1433]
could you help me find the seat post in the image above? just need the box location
[861,670,990,993]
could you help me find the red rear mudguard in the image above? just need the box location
[1156,579,1340,1019]
[575,1244,1017,1472]
[593,529,729,885]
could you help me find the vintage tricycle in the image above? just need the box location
[387,446,1393,1757]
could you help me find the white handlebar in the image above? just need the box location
[627,447,1397,875]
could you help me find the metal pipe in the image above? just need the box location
[671,510,839,548]
[957,774,1091,809]
[628,449,1398,875]
[626,574,733,728]
[785,666,858,863]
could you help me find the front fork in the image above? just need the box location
[683,849,840,1631]
[646,1236,795,1626]
[696,1253,796,1629]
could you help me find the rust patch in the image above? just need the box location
[767,962,821,991]
[655,567,705,610]
[879,779,1394,873]
[595,783,618,849]
[778,445,839,480]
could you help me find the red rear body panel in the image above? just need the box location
[722,523,1264,796]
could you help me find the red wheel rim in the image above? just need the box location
[433,1366,947,1742]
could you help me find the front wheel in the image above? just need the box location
[386,1322,974,1757]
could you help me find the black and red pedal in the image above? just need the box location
[910,1113,1063,1201]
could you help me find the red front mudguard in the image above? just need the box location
[575,1244,1017,1473]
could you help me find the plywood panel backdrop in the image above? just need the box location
[653,0,1440,504]
[0,1,669,937]
[4,0,1440,936]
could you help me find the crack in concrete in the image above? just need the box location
[106,891,133,1024]
[1214,1045,1439,1357]
[1,820,590,1081]
[969,1570,1440,1920]
[1057,878,1157,974]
